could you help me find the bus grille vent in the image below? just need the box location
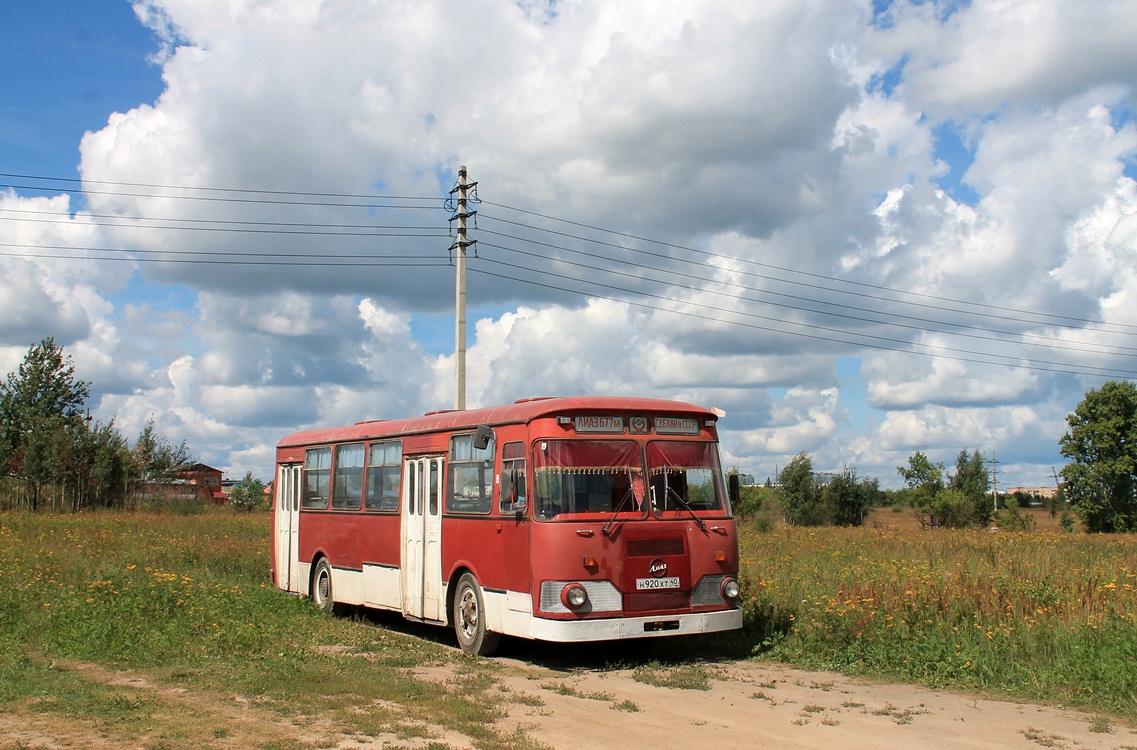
[539,580,622,614]
[626,538,685,557]
[626,591,687,612]
[690,575,728,606]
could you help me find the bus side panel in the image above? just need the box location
[298,510,402,606]
[363,563,402,610]
[441,516,505,617]
[360,512,403,609]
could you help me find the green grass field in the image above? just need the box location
[1,508,1134,748]
[736,521,1137,719]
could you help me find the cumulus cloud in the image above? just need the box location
[3,0,1136,486]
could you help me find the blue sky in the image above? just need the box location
[2,0,1137,489]
[0,3,163,179]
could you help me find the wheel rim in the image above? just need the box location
[317,568,331,605]
[458,586,479,641]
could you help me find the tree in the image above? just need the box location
[898,452,944,499]
[899,452,976,528]
[1059,380,1137,533]
[229,471,267,512]
[0,339,91,510]
[949,449,993,526]
[0,340,200,512]
[129,419,194,507]
[778,453,826,526]
[823,468,880,526]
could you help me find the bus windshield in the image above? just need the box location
[533,438,729,520]
[646,441,729,514]
[533,440,643,520]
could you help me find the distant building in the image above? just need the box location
[1004,486,1059,500]
[736,473,756,486]
[142,463,227,504]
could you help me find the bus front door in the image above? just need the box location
[401,456,444,622]
[275,463,301,592]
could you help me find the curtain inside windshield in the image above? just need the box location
[533,440,642,519]
[646,441,726,512]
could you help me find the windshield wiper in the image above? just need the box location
[602,469,637,537]
[666,487,707,532]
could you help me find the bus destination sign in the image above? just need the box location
[653,417,700,435]
[573,415,625,433]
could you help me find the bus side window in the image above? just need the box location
[365,440,402,512]
[332,443,364,510]
[449,432,494,514]
[500,441,526,513]
[302,447,331,509]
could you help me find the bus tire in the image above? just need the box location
[453,572,500,656]
[311,558,342,615]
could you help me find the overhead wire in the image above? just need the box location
[472,247,1137,379]
[467,264,1135,380]
[476,228,1137,359]
[479,200,1137,334]
[4,171,1135,378]
[0,206,450,235]
[0,172,442,203]
[0,244,450,267]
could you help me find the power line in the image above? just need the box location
[470,252,1137,379]
[5,170,1135,379]
[467,264,1133,380]
[0,172,441,203]
[1,181,446,211]
[476,230,1137,359]
[0,206,449,234]
[1,214,449,238]
[479,201,1137,334]
[0,246,450,267]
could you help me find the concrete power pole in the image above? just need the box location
[449,166,477,411]
[987,452,999,513]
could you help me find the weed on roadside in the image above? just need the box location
[631,660,715,690]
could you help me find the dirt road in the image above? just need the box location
[4,654,1132,749]
[489,658,1134,750]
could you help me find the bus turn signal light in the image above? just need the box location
[714,550,727,562]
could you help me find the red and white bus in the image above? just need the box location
[272,396,742,655]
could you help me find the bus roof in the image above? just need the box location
[276,396,717,448]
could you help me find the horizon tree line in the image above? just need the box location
[0,338,196,511]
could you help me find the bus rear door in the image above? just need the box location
[401,455,444,622]
[275,463,301,592]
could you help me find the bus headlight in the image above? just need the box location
[561,583,589,610]
[719,577,740,602]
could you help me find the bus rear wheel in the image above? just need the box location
[312,558,342,615]
[453,573,500,656]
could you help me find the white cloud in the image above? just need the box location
[875,0,1137,115]
[3,0,1135,487]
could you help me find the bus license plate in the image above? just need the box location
[636,576,680,590]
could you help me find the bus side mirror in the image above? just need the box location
[473,424,494,450]
[728,474,741,511]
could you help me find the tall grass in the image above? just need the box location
[3,509,1135,743]
[738,525,1137,719]
[0,509,537,750]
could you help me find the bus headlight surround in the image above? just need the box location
[561,583,589,610]
[720,577,740,602]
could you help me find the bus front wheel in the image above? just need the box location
[453,573,500,656]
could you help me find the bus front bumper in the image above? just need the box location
[528,608,742,643]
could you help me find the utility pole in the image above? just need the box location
[987,452,999,512]
[449,166,477,411]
